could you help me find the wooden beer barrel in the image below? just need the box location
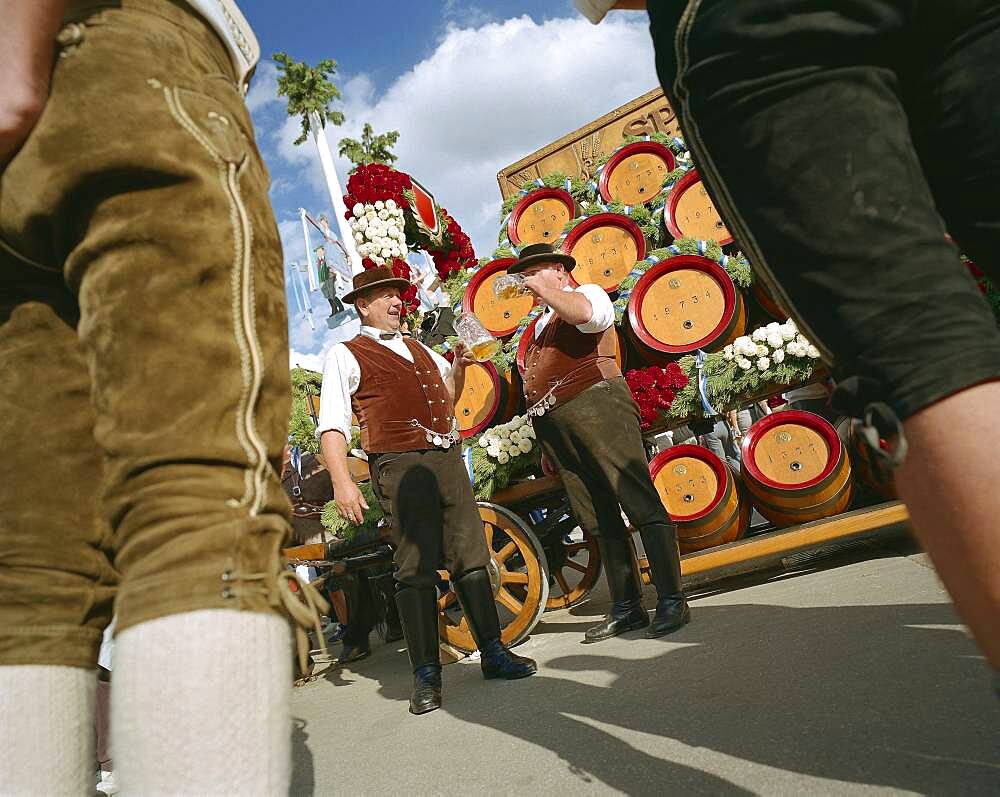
[506,187,576,247]
[462,257,536,339]
[455,360,510,438]
[515,316,626,375]
[598,141,676,206]
[561,213,646,293]
[624,254,746,363]
[741,410,853,528]
[649,444,750,553]
[836,417,897,500]
[663,169,733,245]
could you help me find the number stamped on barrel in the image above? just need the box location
[754,424,829,485]
[606,152,669,205]
[673,180,730,241]
[515,197,571,245]
[569,224,638,288]
[640,268,726,346]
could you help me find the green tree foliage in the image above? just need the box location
[273,52,345,146]
[337,122,401,167]
[289,367,323,452]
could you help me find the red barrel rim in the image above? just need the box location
[458,360,503,439]
[598,141,677,206]
[626,254,738,355]
[561,212,647,292]
[514,316,541,374]
[662,169,734,246]
[506,187,576,247]
[461,257,534,339]
[648,444,728,522]
[740,410,843,490]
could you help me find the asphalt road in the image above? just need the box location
[290,542,999,796]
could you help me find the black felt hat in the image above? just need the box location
[506,242,576,274]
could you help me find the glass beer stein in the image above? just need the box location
[455,312,500,362]
[493,273,528,300]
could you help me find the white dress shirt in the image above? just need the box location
[534,283,615,338]
[317,327,453,443]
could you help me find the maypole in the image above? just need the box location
[310,113,362,274]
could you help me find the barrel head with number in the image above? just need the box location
[649,444,749,553]
[462,258,536,339]
[625,254,745,361]
[454,360,506,438]
[507,187,576,247]
[599,141,676,206]
[663,169,733,245]
[741,410,853,528]
[561,213,646,292]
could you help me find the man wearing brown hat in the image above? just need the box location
[510,242,690,642]
[317,266,536,715]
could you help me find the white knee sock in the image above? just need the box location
[0,665,95,795]
[111,609,291,796]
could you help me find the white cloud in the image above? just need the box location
[267,13,660,261]
[246,60,279,113]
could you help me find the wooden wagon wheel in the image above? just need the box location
[437,503,549,653]
[502,497,603,611]
[542,528,602,610]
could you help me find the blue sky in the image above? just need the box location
[239,1,660,369]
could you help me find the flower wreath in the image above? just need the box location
[343,163,477,317]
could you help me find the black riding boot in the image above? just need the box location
[453,569,537,679]
[584,536,649,643]
[394,585,442,715]
[639,522,690,637]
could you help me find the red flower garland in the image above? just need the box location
[625,363,689,430]
[343,164,411,215]
[430,209,476,281]
[340,164,476,314]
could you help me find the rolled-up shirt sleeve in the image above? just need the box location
[574,283,615,334]
[316,344,360,443]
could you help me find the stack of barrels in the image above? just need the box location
[494,135,794,383]
[649,409,857,552]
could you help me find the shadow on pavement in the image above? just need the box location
[290,718,315,796]
[359,600,998,794]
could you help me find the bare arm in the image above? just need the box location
[444,340,476,401]
[0,1,65,168]
[320,429,369,525]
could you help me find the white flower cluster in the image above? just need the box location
[349,199,407,266]
[478,414,536,465]
[722,319,821,372]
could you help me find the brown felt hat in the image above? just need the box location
[342,266,411,304]
[506,242,576,274]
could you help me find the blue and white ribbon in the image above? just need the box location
[290,445,303,479]
[463,446,474,485]
[695,349,719,417]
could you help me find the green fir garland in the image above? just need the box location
[289,368,323,453]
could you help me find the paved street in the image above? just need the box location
[290,540,999,795]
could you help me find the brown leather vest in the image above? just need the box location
[520,315,621,412]
[343,335,456,453]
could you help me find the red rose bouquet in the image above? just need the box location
[625,362,689,430]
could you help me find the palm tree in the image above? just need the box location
[274,52,361,273]
[338,123,401,168]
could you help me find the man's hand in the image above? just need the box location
[0,1,65,168]
[452,340,477,368]
[333,477,369,525]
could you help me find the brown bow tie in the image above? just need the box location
[379,332,400,340]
